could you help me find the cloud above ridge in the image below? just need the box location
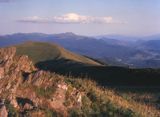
[17,13,126,24]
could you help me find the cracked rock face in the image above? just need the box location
[0,47,36,115]
[0,47,36,96]
[0,47,82,117]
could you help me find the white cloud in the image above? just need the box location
[17,13,125,24]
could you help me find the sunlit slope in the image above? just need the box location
[16,41,102,66]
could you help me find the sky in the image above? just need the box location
[0,0,160,36]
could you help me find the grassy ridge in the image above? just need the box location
[2,41,159,116]
[16,42,102,66]
[16,42,160,86]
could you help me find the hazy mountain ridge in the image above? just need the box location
[0,33,160,68]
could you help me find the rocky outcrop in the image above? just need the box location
[0,47,35,77]
[0,47,35,95]
[0,47,82,117]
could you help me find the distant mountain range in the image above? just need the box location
[0,32,160,68]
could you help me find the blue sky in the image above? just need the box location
[0,0,160,36]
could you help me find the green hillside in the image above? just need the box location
[16,42,102,66]
[1,46,159,117]
[0,42,160,117]
[15,42,160,86]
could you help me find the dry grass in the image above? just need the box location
[103,89,160,117]
[3,69,160,117]
[67,77,160,117]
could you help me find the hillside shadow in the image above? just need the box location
[35,58,160,86]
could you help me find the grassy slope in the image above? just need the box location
[15,42,160,86]
[16,41,102,66]
[3,42,159,116]
[66,77,160,117]
[4,72,160,117]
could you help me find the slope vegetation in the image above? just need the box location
[15,42,160,86]
[16,42,102,66]
[0,47,159,117]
